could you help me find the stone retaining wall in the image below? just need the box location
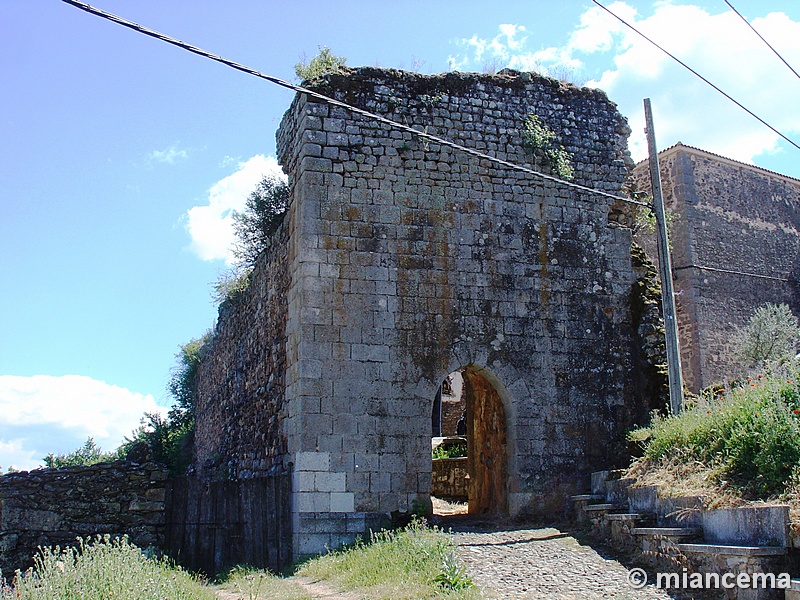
[431,457,468,501]
[0,461,168,577]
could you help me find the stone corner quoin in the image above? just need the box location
[192,67,665,559]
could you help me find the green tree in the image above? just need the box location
[294,46,347,81]
[123,331,214,475]
[43,437,121,469]
[230,175,289,269]
[167,331,214,427]
[734,302,800,369]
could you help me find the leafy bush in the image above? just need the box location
[124,331,213,475]
[432,444,467,460]
[297,518,478,599]
[630,365,800,497]
[734,303,800,370]
[231,174,289,269]
[211,268,252,305]
[42,437,122,469]
[522,114,574,181]
[294,46,347,81]
[0,535,213,600]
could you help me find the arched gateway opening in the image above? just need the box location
[431,367,508,516]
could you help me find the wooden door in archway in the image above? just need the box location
[464,369,508,515]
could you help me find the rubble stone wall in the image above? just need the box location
[0,461,167,576]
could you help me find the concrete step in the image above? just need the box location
[606,513,647,522]
[632,527,701,537]
[570,494,605,502]
[583,503,626,512]
[676,543,787,556]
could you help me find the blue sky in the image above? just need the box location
[2,0,799,470]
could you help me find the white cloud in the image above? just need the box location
[149,144,189,164]
[0,375,166,472]
[580,4,800,163]
[450,4,800,166]
[185,154,286,265]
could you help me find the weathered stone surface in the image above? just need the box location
[0,461,168,575]
[633,143,800,391]
[194,67,666,559]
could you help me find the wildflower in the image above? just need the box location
[793,409,800,415]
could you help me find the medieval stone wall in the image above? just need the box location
[191,67,665,558]
[193,224,291,478]
[0,461,167,576]
[633,145,800,390]
[275,67,661,554]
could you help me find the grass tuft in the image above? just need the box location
[0,535,213,600]
[629,364,800,499]
[296,517,480,599]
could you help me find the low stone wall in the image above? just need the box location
[0,461,168,576]
[431,457,468,501]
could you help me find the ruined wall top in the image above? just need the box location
[277,67,633,195]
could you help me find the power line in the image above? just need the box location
[59,0,650,207]
[674,263,798,284]
[724,0,800,83]
[590,0,800,154]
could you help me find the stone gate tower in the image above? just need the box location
[194,67,663,559]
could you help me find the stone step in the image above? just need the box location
[606,513,647,522]
[632,527,701,537]
[570,494,605,502]
[676,543,787,556]
[583,503,626,512]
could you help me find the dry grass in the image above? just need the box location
[625,456,800,521]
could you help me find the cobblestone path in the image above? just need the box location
[447,521,675,599]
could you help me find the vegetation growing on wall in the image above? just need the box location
[231,175,290,268]
[211,174,290,306]
[522,114,574,181]
[294,46,347,81]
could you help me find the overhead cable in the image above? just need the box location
[590,0,800,154]
[724,0,800,83]
[674,263,797,283]
[59,0,649,207]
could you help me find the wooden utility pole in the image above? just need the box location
[643,98,684,415]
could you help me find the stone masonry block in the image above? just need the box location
[300,156,333,172]
[351,344,390,362]
[292,471,315,491]
[296,491,331,512]
[295,452,330,472]
[330,492,355,513]
[315,472,346,493]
